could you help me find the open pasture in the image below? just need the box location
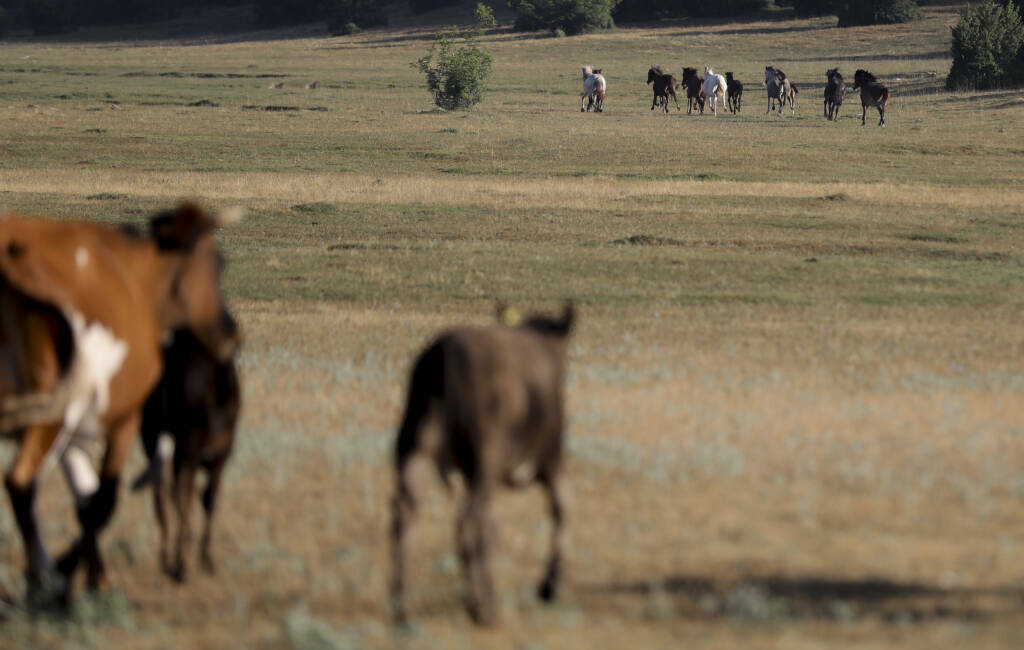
[0,3,1023,648]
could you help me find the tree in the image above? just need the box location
[947,0,1024,90]
[414,4,495,110]
[509,0,619,35]
[833,0,922,27]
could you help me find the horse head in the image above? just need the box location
[150,203,241,363]
[582,65,593,78]
[852,69,876,89]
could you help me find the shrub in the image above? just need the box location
[414,4,495,110]
[946,0,1024,90]
[409,0,463,14]
[613,0,770,23]
[510,0,618,35]
[24,0,72,34]
[790,0,835,16]
[0,6,7,37]
[252,0,321,27]
[325,0,387,32]
[833,0,922,27]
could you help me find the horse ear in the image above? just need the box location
[149,202,214,251]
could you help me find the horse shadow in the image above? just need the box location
[582,573,1024,622]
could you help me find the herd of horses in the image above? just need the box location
[587,64,890,125]
[0,202,574,626]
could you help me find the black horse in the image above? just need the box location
[725,72,743,114]
[824,68,846,121]
[647,66,680,113]
[853,69,889,126]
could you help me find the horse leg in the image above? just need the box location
[457,483,498,625]
[5,423,62,602]
[167,444,199,583]
[198,455,226,574]
[67,412,139,594]
[861,103,867,126]
[878,104,885,127]
[150,433,174,575]
[537,469,566,602]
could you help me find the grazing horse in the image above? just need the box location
[390,304,575,626]
[824,67,846,121]
[580,66,606,113]
[647,66,680,113]
[701,66,727,116]
[0,203,240,604]
[725,72,743,114]
[853,69,889,126]
[681,67,704,115]
[764,66,791,116]
[132,328,240,583]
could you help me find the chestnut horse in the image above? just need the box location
[647,66,680,113]
[0,203,240,604]
[853,69,889,126]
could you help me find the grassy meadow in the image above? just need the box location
[1,2,1023,648]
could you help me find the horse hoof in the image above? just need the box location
[538,579,558,602]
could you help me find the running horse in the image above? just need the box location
[681,67,704,115]
[824,67,846,121]
[701,66,727,117]
[852,69,889,126]
[764,66,791,116]
[0,203,240,604]
[647,66,680,113]
[725,72,743,114]
[580,66,606,113]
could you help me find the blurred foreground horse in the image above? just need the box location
[390,304,575,626]
[0,203,240,604]
[132,328,240,583]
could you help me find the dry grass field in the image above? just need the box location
[1,2,1023,648]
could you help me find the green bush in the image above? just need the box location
[834,0,922,27]
[409,0,463,14]
[414,4,495,110]
[510,0,618,35]
[947,1,1024,90]
[24,0,72,34]
[790,0,835,16]
[0,5,8,37]
[325,0,387,32]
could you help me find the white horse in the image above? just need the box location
[701,66,727,116]
[580,65,606,113]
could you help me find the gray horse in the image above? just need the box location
[824,68,846,121]
[764,66,790,116]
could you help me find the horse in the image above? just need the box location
[853,69,889,126]
[580,66,606,113]
[132,327,241,583]
[647,66,680,113]
[764,66,791,116]
[681,67,704,115]
[725,72,743,114]
[390,304,575,626]
[0,203,240,605]
[824,68,846,121]
[701,66,727,117]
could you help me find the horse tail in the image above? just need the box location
[879,85,889,109]
[792,84,799,94]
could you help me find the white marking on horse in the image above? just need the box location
[41,310,129,503]
[75,246,89,270]
[157,432,175,463]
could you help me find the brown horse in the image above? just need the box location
[647,65,680,113]
[390,304,575,626]
[725,72,743,114]
[824,68,846,121]
[853,69,889,126]
[0,203,240,604]
[132,327,240,583]
[681,67,704,115]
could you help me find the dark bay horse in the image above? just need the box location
[853,69,889,126]
[725,72,743,114]
[681,67,704,115]
[824,68,846,121]
[647,66,680,113]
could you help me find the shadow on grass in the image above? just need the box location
[585,573,1024,622]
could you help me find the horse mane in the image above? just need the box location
[775,68,787,80]
[650,65,663,75]
[855,69,877,83]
